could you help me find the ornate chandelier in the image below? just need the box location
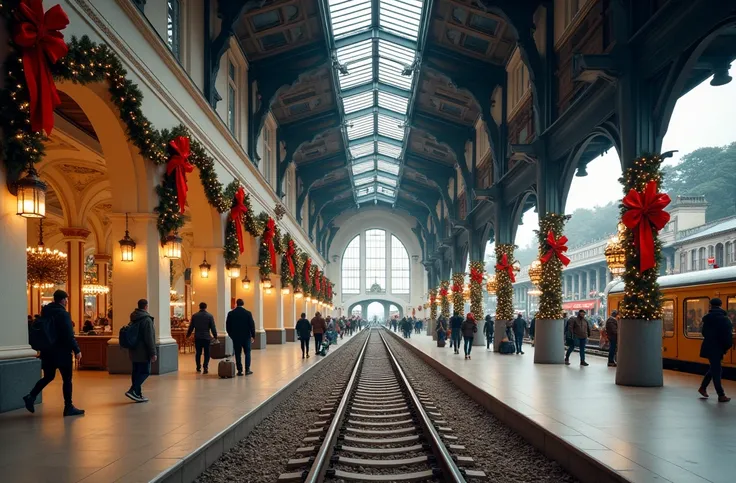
[486,274,497,294]
[528,259,543,285]
[605,223,626,276]
[82,282,110,295]
[27,219,67,289]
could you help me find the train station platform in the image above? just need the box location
[0,332,359,483]
[390,332,736,483]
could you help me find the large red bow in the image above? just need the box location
[229,187,248,254]
[263,217,277,273]
[304,258,312,286]
[439,288,448,298]
[496,253,516,283]
[470,267,484,284]
[13,0,69,135]
[541,230,571,266]
[314,269,321,292]
[285,240,296,278]
[452,283,463,293]
[166,136,193,214]
[622,180,671,272]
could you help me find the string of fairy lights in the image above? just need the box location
[451,272,465,315]
[536,213,570,319]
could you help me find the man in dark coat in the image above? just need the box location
[483,315,494,349]
[126,299,156,402]
[698,298,733,402]
[24,290,85,417]
[226,299,256,376]
[187,302,218,374]
[295,312,311,359]
[449,311,464,354]
[311,312,327,356]
[512,313,527,354]
[605,310,619,367]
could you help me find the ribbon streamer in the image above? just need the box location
[229,187,248,254]
[622,180,671,272]
[540,230,571,266]
[285,240,296,278]
[264,217,277,273]
[166,136,194,214]
[496,253,516,283]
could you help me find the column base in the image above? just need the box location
[0,357,42,413]
[285,328,296,342]
[266,328,286,344]
[253,331,267,349]
[209,335,233,359]
[107,342,179,375]
[494,320,509,352]
[616,319,663,387]
[533,319,565,364]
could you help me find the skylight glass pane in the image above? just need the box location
[377,175,397,186]
[356,185,375,197]
[347,114,374,140]
[378,41,415,90]
[378,91,409,114]
[350,141,375,158]
[377,141,401,158]
[343,90,374,113]
[352,160,374,176]
[377,160,400,175]
[328,0,372,38]
[354,175,374,186]
[379,0,423,40]
[377,185,395,196]
[377,114,404,140]
[337,40,373,89]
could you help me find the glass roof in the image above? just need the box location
[326,0,424,203]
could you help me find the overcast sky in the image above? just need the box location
[511,65,736,249]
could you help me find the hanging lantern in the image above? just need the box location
[199,252,211,279]
[486,274,497,294]
[119,212,136,262]
[262,278,272,289]
[265,286,272,295]
[528,259,543,285]
[463,283,471,301]
[16,166,47,218]
[163,233,182,259]
[242,267,251,289]
[605,223,626,276]
[282,287,290,295]
[227,263,241,279]
[294,288,303,299]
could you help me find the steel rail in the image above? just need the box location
[378,329,467,483]
[304,329,372,483]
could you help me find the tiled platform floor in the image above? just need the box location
[395,333,736,483]
[0,332,359,483]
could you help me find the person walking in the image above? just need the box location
[698,298,733,402]
[226,299,256,376]
[23,290,85,416]
[483,314,494,349]
[125,299,156,402]
[449,311,464,354]
[187,302,218,374]
[565,310,591,366]
[311,311,326,356]
[512,313,527,354]
[461,313,478,359]
[296,312,311,359]
[605,310,619,367]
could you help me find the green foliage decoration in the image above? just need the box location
[536,213,570,320]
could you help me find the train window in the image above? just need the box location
[683,298,708,339]
[662,300,674,338]
[727,297,736,327]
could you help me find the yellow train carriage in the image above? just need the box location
[608,266,736,370]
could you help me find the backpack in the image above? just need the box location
[119,321,141,349]
[29,314,57,351]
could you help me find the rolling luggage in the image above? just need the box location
[437,339,446,347]
[499,339,515,354]
[218,358,236,378]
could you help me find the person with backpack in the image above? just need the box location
[698,298,733,402]
[187,302,218,374]
[124,299,156,402]
[23,290,85,417]
[225,299,256,376]
[296,312,311,359]
[483,315,494,349]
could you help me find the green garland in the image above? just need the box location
[619,154,665,321]
[258,216,275,279]
[495,244,515,321]
[293,249,305,293]
[280,233,294,287]
[300,253,313,296]
[536,213,569,319]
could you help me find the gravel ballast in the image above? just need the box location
[384,334,578,483]
[197,332,366,483]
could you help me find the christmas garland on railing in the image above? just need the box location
[495,244,516,321]
[451,272,465,315]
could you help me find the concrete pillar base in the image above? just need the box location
[266,329,286,344]
[494,320,509,352]
[209,335,233,359]
[472,328,485,346]
[533,319,565,364]
[0,357,42,413]
[107,341,179,374]
[616,319,663,387]
[253,331,267,349]
[285,328,296,342]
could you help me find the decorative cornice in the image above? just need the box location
[60,227,91,240]
[94,254,112,262]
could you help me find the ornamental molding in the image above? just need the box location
[60,227,91,239]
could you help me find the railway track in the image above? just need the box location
[278,329,485,482]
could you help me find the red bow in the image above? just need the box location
[622,180,671,272]
[496,253,515,283]
[166,136,193,214]
[439,288,448,298]
[263,217,277,273]
[285,240,296,278]
[14,0,69,135]
[470,267,484,284]
[304,258,312,286]
[541,230,571,266]
[229,187,248,254]
[452,283,463,293]
[430,295,436,303]
[314,269,321,292]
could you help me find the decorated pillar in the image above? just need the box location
[493,245,515,351]
[281,236,297,341]
[429,288,438,340]
[469,261,485,346]
[60,227,90,332]
[94,254,111,318]
[438,280,450,319]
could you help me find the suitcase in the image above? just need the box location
[218,358,236,378]
[437,339,446,347]
[499,340,515,354]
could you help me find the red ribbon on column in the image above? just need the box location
[495,253,516,283]
[540,230,571,266]
[304,258,312,287]
[285,240,296,278]
[13,0,70,135]
[439,288,448,298]
[452,283,463,293]
[470,267,484,284]
[229,186,248,254]
[166,136,193,214]
[264,217,277,273]
[622,180,671,272]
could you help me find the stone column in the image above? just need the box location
[239,265,265,348]
[577,272,583,299]
[191,248,232,358]
[108,214,177,375]
[60,227,90,332]
[283,288,297,342]
[94,254,111,318]
[605,268,612,286]
[594,267,600,295]
[264,275,285,344]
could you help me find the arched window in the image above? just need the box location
[698,247,706,270]
[391,235,410,294]
[342,236,360,294]
[367,301,384,321]
[366,229,386,290]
